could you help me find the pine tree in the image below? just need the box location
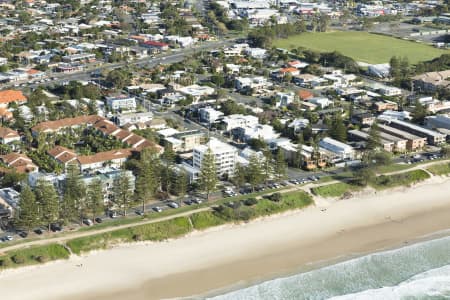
[135,150,159,213]
[292,142,304,169]
[199,148,217,200]
[366,122,381,151]
[232,163,247,187]
[247,154,264,191]
[113,171,133,216]
[15,185,39,232]
[262,150,273,184]
[274,150,287,180]
[87,179,104,221]
[330,115,347,142]
[62,165,86,223]
[35,180,59,231]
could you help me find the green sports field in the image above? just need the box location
[274,31,449,64]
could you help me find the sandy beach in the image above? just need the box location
[1,177,450,300]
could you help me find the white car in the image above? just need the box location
[168,202,179,209]
[153,206,163,212]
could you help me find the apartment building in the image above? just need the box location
[164,130,205,152]
[222,114,259,131]
[106,95,137,111]
[380,118,446,145]
[319,137,355,161]
[193,138,237,177]
[377,124,426,151]
[348,130,394,152]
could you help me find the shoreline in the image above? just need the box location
[1,177,450,300]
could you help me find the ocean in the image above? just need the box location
[209,235,450,300]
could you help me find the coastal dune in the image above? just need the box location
[1,177,450,300]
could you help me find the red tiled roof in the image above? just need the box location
[77,149,133,165]
[0,90,27,104]
[0,127,19,139]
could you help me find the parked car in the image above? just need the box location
[50,223,62,232]
[168,202,179,209]
[94,217,103,223]
[18,231,28,238]
[135,210,144,216]
[83,219,94,226]
[109,211,118,218]
[184,199,193,205]
[192,198,203,204]
[1,235,13,242]
[153,206,163,212]
[34,228,44,235]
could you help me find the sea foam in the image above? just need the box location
[209,236,450,300]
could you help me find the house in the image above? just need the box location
[0,153,38,173]
[222,114,259,131]
[308,97,333,109]
[106,95,137,111]
[0,90,27,107]
[275,92,295,108]
[192,137,237,177]
[274,138,327,170]
[0,127,20,144]
[199,107,224,124]
[319,137,355,161]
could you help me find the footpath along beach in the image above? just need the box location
[1,176,450,300]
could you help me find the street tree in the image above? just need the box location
[199,148,218,200]
[15,185,39,232]
[86,179,104,221]
[113,171,133,216]
[247,154,264,190]
[366,122,381,151]
[62,165,86,223]
[35,179,59,231]
[274,150,287,180]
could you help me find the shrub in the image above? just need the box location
[270,193,282,202]
[11,254,25,264]
[35,255,49,263]
[244,198,258,206]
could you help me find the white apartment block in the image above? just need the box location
[222,114,259,131]
[199,107,224,124]
[106,95,137,111]
[193,138,237,177]
[319,137,355,161]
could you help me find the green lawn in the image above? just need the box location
[0,244,70,270]
[311,182,360,198]
[371,169,430,190]
[274,31,449,64]
[427,162,450,176]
